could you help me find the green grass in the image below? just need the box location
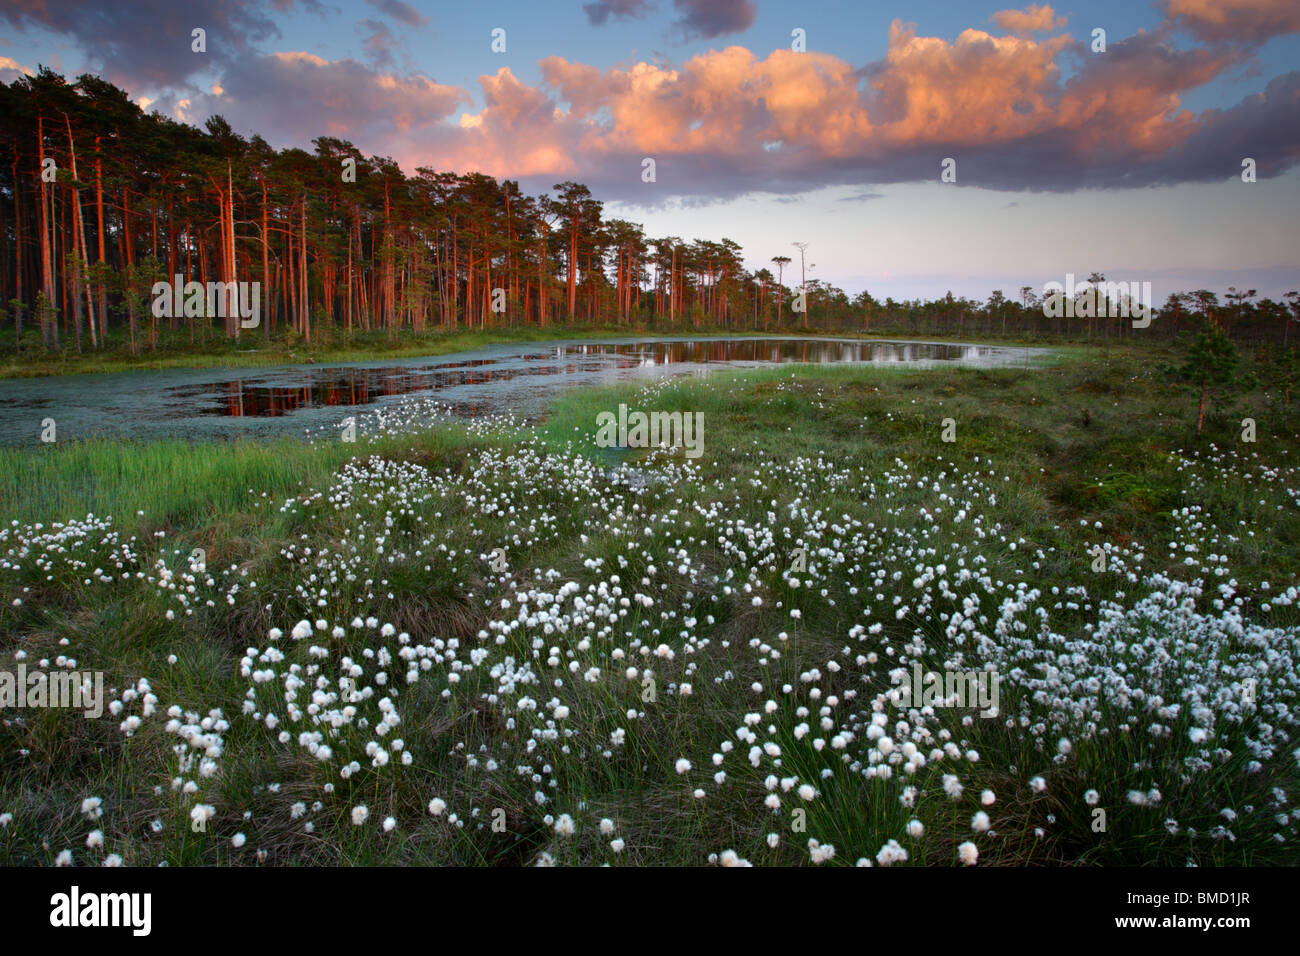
[1,342,1297,866]
[0,428,501,529]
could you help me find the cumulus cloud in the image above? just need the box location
[1125,69,1300,183]
[439,67,584,177]
[9,0,1299,204]
[992,4,1067,34]
[451,20,1298,199]
[183,21,1292,202]
[1160,0,1300,46]
[188,52,468,149]
[583,0,655,26]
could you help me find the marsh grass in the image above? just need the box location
[1,344,1297,866]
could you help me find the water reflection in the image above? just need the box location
[177,338,988,419]
[0,336,1038,445]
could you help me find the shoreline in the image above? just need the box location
[0,326,1080,381]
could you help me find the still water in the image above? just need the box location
[0,337,1043,445]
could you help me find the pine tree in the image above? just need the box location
[1166,323,1256,435]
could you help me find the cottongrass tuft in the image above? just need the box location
[875,839,907,866]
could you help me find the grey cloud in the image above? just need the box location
[583,0,655,26]
[671,0,756,40]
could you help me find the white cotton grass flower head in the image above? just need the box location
[382,817,396,833]
[80,796,103,821]
[957,841,979,866]
[1084,789,1101,806]
[971,811,991,832]
[1029,776,1047,793]
[875,839,907,866]
[55,849,73,866]
[554,814,576,837]
[719,849,752,867]
[351,805,369,826]
[85,830,104,850]
[808,839,837,864]
[103,854,123,867]
[428,798,447,816]
[0,813,12,828]
[675,758,692,774]
[599,818,615,836]
[610,838,625,853]
[980,789,996,806]
[231,833,246,848]
[906,819,925,839]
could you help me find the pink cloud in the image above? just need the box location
[1161,0,1300,45]
[191,51,468,145]
[178,18,1298,198]
[992,4,1068,35]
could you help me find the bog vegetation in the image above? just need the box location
[1,346,1297,866]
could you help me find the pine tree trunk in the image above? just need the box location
[228,160,238,338]
[261,177,270,339]
[11,152,22,344]
[36,114,58,351]
[300,193,309,342]
[95,138,107,344]
[64,112,96,348]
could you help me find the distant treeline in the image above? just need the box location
[2,68,1298,355]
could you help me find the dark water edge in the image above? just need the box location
[0,336,1045,446]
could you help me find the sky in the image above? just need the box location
[2,0,1299,303]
